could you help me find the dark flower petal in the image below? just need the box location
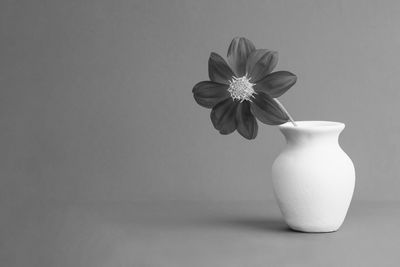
[254,71,297,98]
[227,37,256,77]
[192,81,230,109]
[246,49,278,83]
[236,101,258,140]
[208,52,235,84]
[250,92,289,125]
[210,98,237,135]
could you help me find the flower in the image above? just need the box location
[192,37,297,140]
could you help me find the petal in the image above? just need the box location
[227,37,256,77]
[250,92,289,125]
[246,49,278,82]
[208,52,235,84]
[192,81,230,108]
[210,98,237,135]
[254,71,297,98]
[236,101,258,140]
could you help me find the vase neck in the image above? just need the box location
[279,121,345,146]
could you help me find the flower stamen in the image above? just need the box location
[227,75,256,102]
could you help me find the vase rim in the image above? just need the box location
[279,121,345,131]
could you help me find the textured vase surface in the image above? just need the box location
[272,121,355,232]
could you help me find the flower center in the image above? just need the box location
[227,75,256,102]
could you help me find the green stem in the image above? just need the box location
[273,98,297,127]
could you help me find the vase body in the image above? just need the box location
[272,121,355,232]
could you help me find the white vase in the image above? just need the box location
[272,121,355,232]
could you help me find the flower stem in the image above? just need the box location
[273,98,297,127]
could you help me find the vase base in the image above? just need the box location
[288,225,340,233]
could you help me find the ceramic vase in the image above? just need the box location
[272,121,355,232]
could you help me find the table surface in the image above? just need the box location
[2,200,400,267]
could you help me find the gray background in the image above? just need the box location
[1,0,400,266]
[2,0,400,205]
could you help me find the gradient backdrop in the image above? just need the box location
[1,0,400,207]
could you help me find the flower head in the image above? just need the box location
[193,37,297,140]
